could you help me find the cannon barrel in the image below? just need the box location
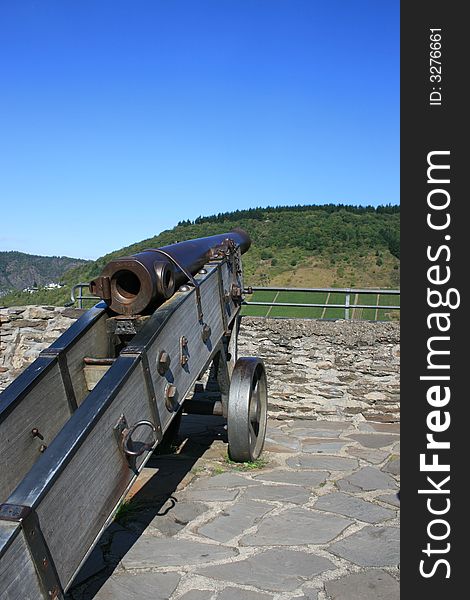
[89,228,251,315]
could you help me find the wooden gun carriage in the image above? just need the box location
[0,230,268,599]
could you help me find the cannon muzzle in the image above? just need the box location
[89,228,251,315]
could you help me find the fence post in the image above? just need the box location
[345,291,350,320]
[78,286,83,309]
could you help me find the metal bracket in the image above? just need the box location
[89,276,111,301]
[114,415,135,471]
[0,504,64,599]
[179,336,189,367]
[40,348,78,414]
[230,283,243,305]
[165,383,179,412]
[216,265,229,333]
[212,342,231,418]
[113,414,129,446]
[208,237,236,261]
[140,351,164,440]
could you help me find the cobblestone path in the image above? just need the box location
[66,414,400,600]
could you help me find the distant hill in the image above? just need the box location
[0,204,399,307]
[0,251,91,297]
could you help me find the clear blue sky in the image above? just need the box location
[0,0,399,260]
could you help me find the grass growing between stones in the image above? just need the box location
[211,465,227,475]
[190,466,205,475]
[224,455,269,471]
[114,498,149,525]
[206,454,269,476]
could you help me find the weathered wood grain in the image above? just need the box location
[0,524,42,600]
[65,311,109,405]
[36,360,152,587]
[0,362,68,502]
[0,305,109,501]
[147,265,227,433]
[83,365,111,391]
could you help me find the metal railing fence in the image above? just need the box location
[69,283,400,321]
[242,286,400,321]
[68,283,98,309]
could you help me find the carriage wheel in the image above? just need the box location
[227,357,268,462]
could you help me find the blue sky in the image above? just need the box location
[0,0,399,260]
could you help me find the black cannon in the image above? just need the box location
[89,229,251,315]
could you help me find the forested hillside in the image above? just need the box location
[0,251,90,297]
[0,204,399,307]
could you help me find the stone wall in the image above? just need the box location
[0,307,399,422]
[0,306,85,390]
[238,317,399,422]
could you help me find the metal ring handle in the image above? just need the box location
[122,420,157,457]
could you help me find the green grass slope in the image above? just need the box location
[0,204,399,308]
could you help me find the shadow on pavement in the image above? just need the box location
[66,413,227,599]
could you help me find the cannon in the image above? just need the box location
[0,230,268,599]
[89,228,251,315]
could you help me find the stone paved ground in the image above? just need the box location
[66,414,400,600]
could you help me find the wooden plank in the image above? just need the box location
[36,360,152,587]
[146,265,226,433]
[0,304,109,502]
[0,523,43,600]
[0,362,69,502]
[64,311,109,405]
[83,365,111,391]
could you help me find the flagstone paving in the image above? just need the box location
[66,414,400,600]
